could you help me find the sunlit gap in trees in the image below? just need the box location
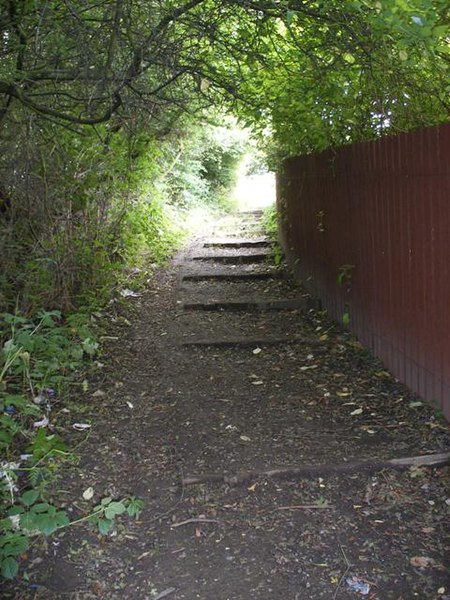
[232,150,276,213]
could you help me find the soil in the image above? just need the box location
[4,211,450,600]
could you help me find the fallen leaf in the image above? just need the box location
[252,380,264,386]
[240,435,251,442]
[72,423,91,431]
[120,288,140,298]
[410,556,435,568]
[350,408,363,416]
[247,483,257,492]
[33,416,49,428]
[92,390,105,397]
[82,487,94,500]
[252,347,262,355]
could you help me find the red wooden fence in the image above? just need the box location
[277,123,450,419]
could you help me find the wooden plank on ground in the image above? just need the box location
[181,298,313,312]
[203,239,271,248]
[181,334,320,348]
[181,270,283,282]
[191,251,272,264]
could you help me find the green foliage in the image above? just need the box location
[0,490,142,579]
[159,121,246,211]
[262,205,279,243]
[1,311,96,391]
[262,205,284,266]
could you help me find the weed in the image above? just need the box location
[262,205,284,266]
[0,309,143,580]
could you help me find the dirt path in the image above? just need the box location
[5,211,450,600]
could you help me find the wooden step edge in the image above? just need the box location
[180,298,319,312]
[180,335,321,348]
[181,271,284,282]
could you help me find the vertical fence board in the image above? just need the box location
[278,123,450,420]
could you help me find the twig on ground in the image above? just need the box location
[171,518,220,528]
[153,588,177,600]
[276,504,334,510]
[333,543,352,600]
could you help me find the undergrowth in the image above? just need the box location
[262,204,283,266]
[0,309,145,579]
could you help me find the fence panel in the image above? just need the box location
[277,123,450,419]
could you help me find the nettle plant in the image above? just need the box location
[0,311,143,579]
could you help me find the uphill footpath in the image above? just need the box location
[6,210,450,600]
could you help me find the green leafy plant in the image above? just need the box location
[86,496,144,536]
[0,490,143,579]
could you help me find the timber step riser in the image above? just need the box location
[181,336,321,349]
[181,298,319,312]
[191,253,272,264]
[181,271,284,282]
[203,241,271,249]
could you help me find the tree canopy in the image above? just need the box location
[1,0,448,153]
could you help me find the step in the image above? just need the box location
[181,270,284,282]
[236,210,264,217]
[180,297,318,312]
[191,251,272,264]
[180,334,320,348]
[203,238,271,249]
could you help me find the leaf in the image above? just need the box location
[343,53,355,64]
[72,423,91,431]
[32,416,49,429]
[104,501,126,520]
[286,9,295,24]
[127,498,144,519]
[350,408,363,415]
[81,338,99,356]
[82,487,94,501]
[251,380,264,386]
[0,534,29,556]
[410,556,435,568]
[97,518,113,535]
[20,490,40,507]
[1,556,19,579]
[240,435,251,442]
[252,347,262,355]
